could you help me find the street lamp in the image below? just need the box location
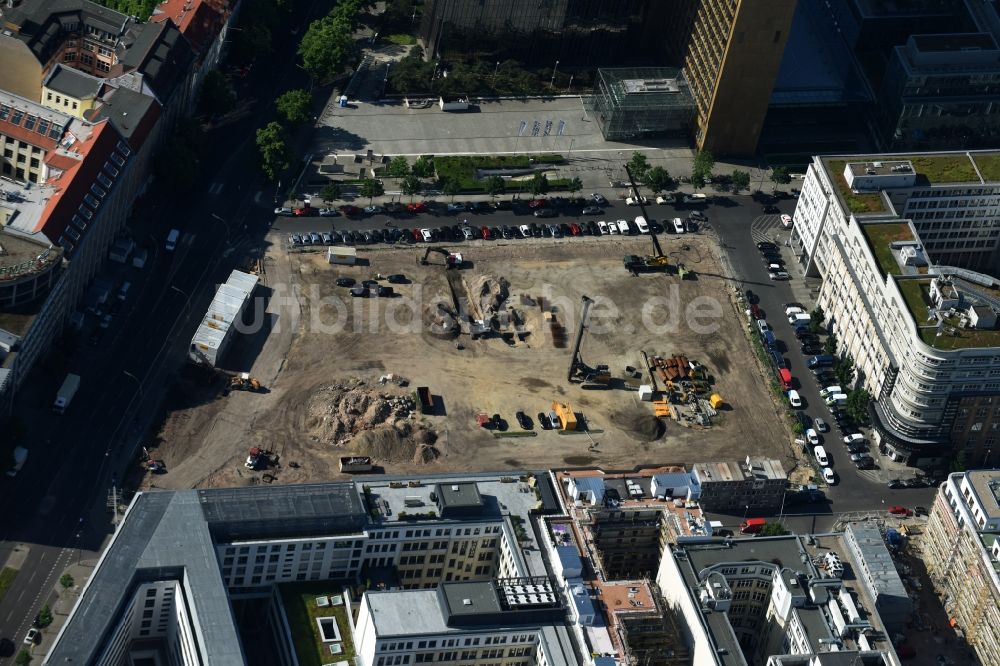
[123,370,141,390]
[169,285,188,299]
[550,60,560,88]
[568,74,574,91]
[492,61,500,87]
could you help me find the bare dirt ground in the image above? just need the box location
[146,234,791,490]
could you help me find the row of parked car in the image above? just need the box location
[757,240,790,281]
[288,215,691,247]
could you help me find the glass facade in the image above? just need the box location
[587,68,694,141]
[419,0,659,67]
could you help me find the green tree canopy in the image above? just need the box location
[485,175,505,200]
[692,150,714,179]
[320,183,342,202]
[690,172,706,190]
[411,156,434,178]
[835,356,855,387]
[441,177,462,201]
[358,178,385,203]
[275,89,312,125]
[529,172,549,196]
[386,156,411,178]
[760,522,788,536]
[38,605,53,628]
[59,573,74,589]
[298,15,354,82]
[566,176,583,195]
[846,388,870,423]
[731,169,751,192]
[255,121,292,181]
[771,166,792,185]
[198,70,236,117]
[823,333,838,356]
[401,175,422,201]
[643,166,671,194]
[627,151,650,180]
[15,650,32,666]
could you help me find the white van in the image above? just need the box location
[825,392,848,406]
[819,386,842,398]
[672,217,685,234]
[165,229,180,251]
[683,193,708,204]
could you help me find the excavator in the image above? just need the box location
[420,247,464,269]
[230,372,264,392]
[567,295,611,388]
[622,165,672,275]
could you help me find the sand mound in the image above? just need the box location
[304,379,440,464]
[610,407,665,441]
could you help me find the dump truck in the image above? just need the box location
[53,373,81,413]
[551,401,577,431]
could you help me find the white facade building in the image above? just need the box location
[791,152,1000,467]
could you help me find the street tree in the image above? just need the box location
[358,178,385,204]
[154,119,203,192]
[643,166,671,194]
[15,650,31,666]
[835,356,855,387]
[823,333,838,356]
[731,169,751,192]
[386,156,410,178]
[566,177,583,196]
[846,388,870,423]
[809,307,826,334]
[485,175,505,200]
[760,522,788,536]
[411,156,434,178]
[59,573,74,589]
[441,177,462,201]
[692,150,714,180]
[529,172,549,196]
[298,14,354,82]
[275,89,312,125]
[627,151,650,180]
[255,121,292,181]
[950,450,968,473]
[400,175,422,201]
[198,70,236,117]
[771,166,792,186]
[38,605,53,628]
[690,172,706,190]
[320,183,342,202]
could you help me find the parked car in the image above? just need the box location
[492,200,511,210]
[769,271,791,281]
[406,202,427,213]
[634,217,650,233]
[364,205,385,214]
[419,228,433,242]
[480,226,492,240]
[274,206,294,216]
[528,199,548,209]
[534,208,558,218]
[582,205,602,215]
[745,289,758,304]
[914,506,929,517]
[469,202,491,213]
[822,467,836,485]
[24,628,40,646]
[597,220,610,235]
[538,411,552,430]
[655,195,671,204]
[319,208,339,217]
[447,202,468,212]
[569,223,582,236]
[689,211,707,222]
[904,477,928,488]
[763,204,780,214]
[887,479,904,489]
[387,274,406,284]
[787,389,802,407]
[625,195,648,206]
[806,428,819,445]
[757,241,777,251]
[339,205,363,217]
[336,277,355,287]
[591,192,608,205]
[888,505,913,516]
[516,411,532,430]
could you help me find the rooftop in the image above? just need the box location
[595,67,694,110]
[911,32,998,52]
[436,481,484,511]
[895,278,1000,350]
[967,469,1000,521]
[44,64,103,100]
[859,222,916,277]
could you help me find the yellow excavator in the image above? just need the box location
[230,372,263,392]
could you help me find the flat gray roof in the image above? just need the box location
[366,589,453,636]
[44,64,102,99]
[442,581,503,617]
[437,481,484,510]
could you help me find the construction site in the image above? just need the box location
[146,229,790,490]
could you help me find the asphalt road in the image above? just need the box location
[0,7,316,654]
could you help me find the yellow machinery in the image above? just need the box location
[551,401,578,431]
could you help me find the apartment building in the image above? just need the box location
[922,470,1000,666]
[657,534,901,665]
[692,458,787,513]
[792,152,1000,467]
[681,0,797,155]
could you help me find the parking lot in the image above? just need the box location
[148,225,791,488]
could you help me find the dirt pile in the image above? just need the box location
[304,379,440,463]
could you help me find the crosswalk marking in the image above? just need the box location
[751,216,781,245]
[208,182,224,195]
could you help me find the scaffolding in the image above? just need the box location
[587,68,695,141]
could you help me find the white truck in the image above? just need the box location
[439,96,471,112]
[6,446,27,477]
[54,373,81,413]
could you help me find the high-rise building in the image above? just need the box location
[682,0,797,155]
[922,470,1000,666]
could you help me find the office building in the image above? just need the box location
[657,533,901,665]
[419,0,659,68]
[681,0,797,155]
[692,458,788,513]
[922,470,1000,666]
[793,152,1000,466]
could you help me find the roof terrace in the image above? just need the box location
[896,278,1000,350]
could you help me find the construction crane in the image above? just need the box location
[420,247,464,269]
[621,164,672,275]
[568,295,611,387]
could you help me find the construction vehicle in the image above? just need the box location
[421,247,464,269]
[623,254,673,275]
[230,372,263,392]
[567,295,611,387]
[245,447,278,470]
[623,165,668,267]
[551,401,578,430]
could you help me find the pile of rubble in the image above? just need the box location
[304,378,440,464]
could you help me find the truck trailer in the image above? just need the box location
[53,373,81,413]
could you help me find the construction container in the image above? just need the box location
[327,246,357,265]
[638,385,654,401]
[709,394,724,409]
[551,401,577,431]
